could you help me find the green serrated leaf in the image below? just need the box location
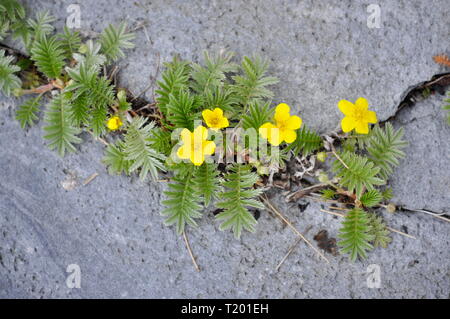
[332,151,385,198]
[162,165,203,234]
[43,93,82,156]
[216,164,263,238]
[16,95,42,128]
[99,22,135,63]
[338,208,374,262]
[359,189,382,207]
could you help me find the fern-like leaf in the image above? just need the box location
[73,40,106,69]
[156,56,190,116]
[162,165,203,234]
[216,164,264,238]
[321,188,336,200]
[16,95,41,128]
[166,89,197,130]
[122,117,166,180]
[242,100,273,130]
[103,140,132,175]
[359,189,382,207]
[59,26,81,60]
[30,33,65,79]
[11,18,32,50]
[332,151,385,198]
[0,0,25,22]
[0,15,10,40]
[0,49,21,96]
[367,213,392,249]
[286,125,322,156]
[381,187,393,201]
[202,85,237,115]
[193,163,221,207]
[191,51,237,93]
[28,11,55,37]
[367,123,407,180]
[338,208,374,262]
[43,93,81,156]
[232,56,278,107]
[65,63,115,136]
[148,127,172,156]
[68,93,89,126]
[99,22,135,63]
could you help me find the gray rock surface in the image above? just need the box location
[0,95,449,298]
[390,94,450,213]
[0,0,449,299]
[4,0,450,132]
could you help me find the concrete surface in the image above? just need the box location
[0,0,449,298]
[4,0,450,132]
[390,94,450,213]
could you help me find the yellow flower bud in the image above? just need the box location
[317,151,327,162]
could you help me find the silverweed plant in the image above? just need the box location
[0,0,409,262]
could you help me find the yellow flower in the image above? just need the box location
[106,116,123,131]
[338,97,377,134]
[202,108,229,130]
[176,126,216,166]
[259,103,302,146]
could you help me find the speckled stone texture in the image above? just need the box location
[4,0,450,132]
[0,0,449,298]
[390,94,450,213]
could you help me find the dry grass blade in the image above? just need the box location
[275,237,301,271]
[183,231,200,272]
[82,172,99,186]
[286,183,328,202]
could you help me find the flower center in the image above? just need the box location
[353,108,365,121]
[193,141,203,152]
[277,120,288,131]
[210,117,220,126]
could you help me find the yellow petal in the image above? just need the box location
[274,103,291,123]
[203,140,216,155]
[338,100,355,116]
[267,128,282,146]
[286,115,302,130]
[106,116,123,130]
[218,117,229,128]
[355,121,369,134]
[365,110,377,123]
[355,97,369,110]
[212,108,224,117]
[259,122,275,139]
[341,116,355,133]
[191,153,204,166]
[193,125,208,141]
[180,128,192,144]
[282,129,297,143]
[202,109,214,123]
[177,145,191,159]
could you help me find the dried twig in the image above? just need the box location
[402,208,450,223]
[286,183,328,202]
[182,231,200,272]
[82,172,99,186]
[275,237,301,271]
[331,149,348,169]
[261,195,330,263]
